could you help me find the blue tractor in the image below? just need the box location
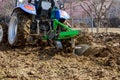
[8,0,79,51]
[7,0,89,54]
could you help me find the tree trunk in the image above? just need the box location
[97,21,101,33]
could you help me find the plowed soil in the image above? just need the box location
[0,32,120,80]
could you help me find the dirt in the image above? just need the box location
[0,32,120,80]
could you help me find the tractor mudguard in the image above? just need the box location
[13,4,36,15]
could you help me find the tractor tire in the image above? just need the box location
[0,22,8,45]
[8,10,32,46]
[0,24,3,43]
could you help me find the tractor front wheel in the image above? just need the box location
[0,23,8,45]
[0,24,3,43]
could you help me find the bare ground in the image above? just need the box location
[0,32,120,80]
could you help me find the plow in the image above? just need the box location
[0,0,89,54]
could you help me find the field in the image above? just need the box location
[0,0,120,79]
[74,28,120,34]
[0,32,120,80]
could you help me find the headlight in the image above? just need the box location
[41,1,51,10]
[19,0,24,3]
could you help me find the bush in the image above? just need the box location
[109,17,120,28]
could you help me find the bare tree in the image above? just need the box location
[79,0,113,33]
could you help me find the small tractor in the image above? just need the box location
[1,0,89,54]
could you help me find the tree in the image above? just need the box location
[79,0,113,32]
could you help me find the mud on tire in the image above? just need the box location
[8,10,32,46]
[61,39,73,53]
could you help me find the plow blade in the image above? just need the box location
[74,44,90,55]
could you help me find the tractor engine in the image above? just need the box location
[30,0,52,36]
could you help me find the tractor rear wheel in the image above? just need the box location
[8,11,32,46]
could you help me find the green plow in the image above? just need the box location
[42,19,89,54]
[51,19,89,54]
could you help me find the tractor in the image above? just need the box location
[7,0,89,54]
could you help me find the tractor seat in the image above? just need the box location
[36,1,52,17]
